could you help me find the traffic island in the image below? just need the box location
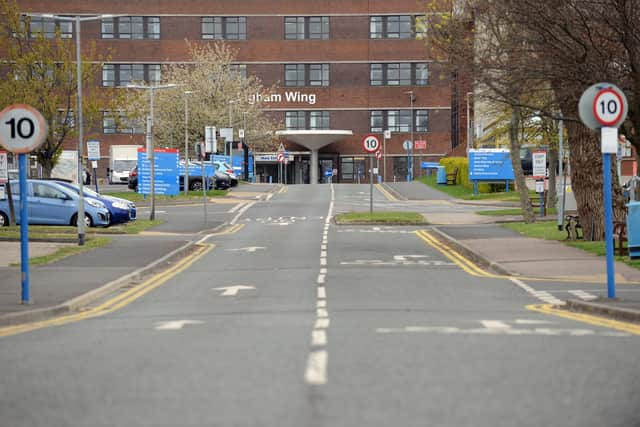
[334,211,427,225]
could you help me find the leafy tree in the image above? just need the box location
[123,42,281,158]
[0,0,120,177]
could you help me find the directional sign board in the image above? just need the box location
[0,104,48,154]
[137,148,179,195]
[362,134,380,153]
[375,150,382,160]
[403,140,412,151]
[532,150,547,179]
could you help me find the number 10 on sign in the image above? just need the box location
[362,134,380,153]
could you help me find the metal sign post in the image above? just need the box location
[87,139,100,193]
[362,134,380,215]
[0,104,48,304]
[579,82,629,299]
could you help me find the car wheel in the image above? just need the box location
[0,211,9,227]
[70,213,94,227]
[190,180,203,191]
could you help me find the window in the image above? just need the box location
[102,64,161,87]
[26,16,72,39]
[370,63,429,86]
[103,112,144,134]
[285,111,306,130]
[340,157,366,181]
[309,111,330,129]
[202,17,246,40]
[285,64,329,87]
[285,16,329,40]
[33,183,66,199]
[229,64,247,79]
[286,111,330,130]
[370,110,430,132]
[101,16,160,39]
[370,15,415,39]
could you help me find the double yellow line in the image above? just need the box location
[416,230,640,335]
[416,230,500,278]
[375,184,398,201]
[0,243,213,339]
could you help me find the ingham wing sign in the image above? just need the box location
[0,104,48,154]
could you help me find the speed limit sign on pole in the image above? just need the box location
[0,104,47,154]
[0,104,47,305]
[362,134,380,153]
[578,83,629,301]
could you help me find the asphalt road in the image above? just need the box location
[0,184,638,427]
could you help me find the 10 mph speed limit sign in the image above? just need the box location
[362,134,380,153]
[593,88,625,127]
[0,104,48,154]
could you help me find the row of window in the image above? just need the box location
[22,15,426,40]
[100,63,429,87]
[102,110,430,133]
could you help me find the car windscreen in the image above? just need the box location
[113,160,137,172]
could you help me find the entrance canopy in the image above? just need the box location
[275,130,353,151]
[276,130,353,184]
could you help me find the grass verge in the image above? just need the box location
[0,219,162,240]
[17,236,112,266]
[334,211,426,224]
[477,207,557,216]
[104,190,228,203]
[418,175,533,201]
[503,220,640,270]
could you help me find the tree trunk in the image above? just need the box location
[37,150,56,179]
[509,106,536,222]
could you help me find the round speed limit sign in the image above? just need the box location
[593,88,625,127]
[0,104,48,154]
[362,134,380,153]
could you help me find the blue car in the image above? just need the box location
[0,180,110,227]
[53,181,136,225]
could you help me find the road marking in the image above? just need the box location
[212,285,256,296]
[315,318,330,329]
[320,258,327,266]
[227,202,246,213]
[230,201,256,225]
[305,350,328,385]
[225,246,265,253]
[340,259,455,266]
[201,223,244,240]
[481,320,511,330]
[317,274,326,284]
[515,319,553,325]
[321,244,327,250]
[321,251,327,258]
[568,290,599,301]
[317,300,327,308]
[527,304,640,335]
[317,308,328,318]
[0,243,213,338]
[320,268,327,274]
[317,287,326,299]
[376,184,398,201]
[154,320,204,330]
[312,330,327,346]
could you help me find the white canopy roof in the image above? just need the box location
[275,130,353,150]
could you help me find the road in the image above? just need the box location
[1,184,638,427]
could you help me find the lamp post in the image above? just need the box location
[242,111,248,181]
[184,90,193,195]
[127,83,180,220]
[405,90,415,181]
[26,13,116,246]
[228,100,238,168]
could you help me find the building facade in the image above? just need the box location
[15,0,468,184]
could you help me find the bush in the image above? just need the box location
[439,156,493,193]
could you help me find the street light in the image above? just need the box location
[405,90,415,181]
[25,13,117,246]
[127,83,180,221]
[184,90,193,195]
[242,111,248,181]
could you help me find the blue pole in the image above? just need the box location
[19,154,30,304]
[603,152,616,298]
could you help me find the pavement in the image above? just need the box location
[1,181,639,327]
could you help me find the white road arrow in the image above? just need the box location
[212,285,256,296]
[225,247,265,253]
[154,320,204,330]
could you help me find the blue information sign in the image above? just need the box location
[137,148,179,195]
[468,149,514,180]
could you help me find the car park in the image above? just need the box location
[0,180,110,227]
[52,181,136,225]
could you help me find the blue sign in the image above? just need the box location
[137,148,179,195]
[468,149,514,180]
[325,168,333,177]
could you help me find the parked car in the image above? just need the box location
[213,161,238,187]
[0,180,110,227]
[179,162,231,191]
[52,181,136,225]
[128,166,138,191]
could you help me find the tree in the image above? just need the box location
[0,0,120,177]
[123,42,281,156]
